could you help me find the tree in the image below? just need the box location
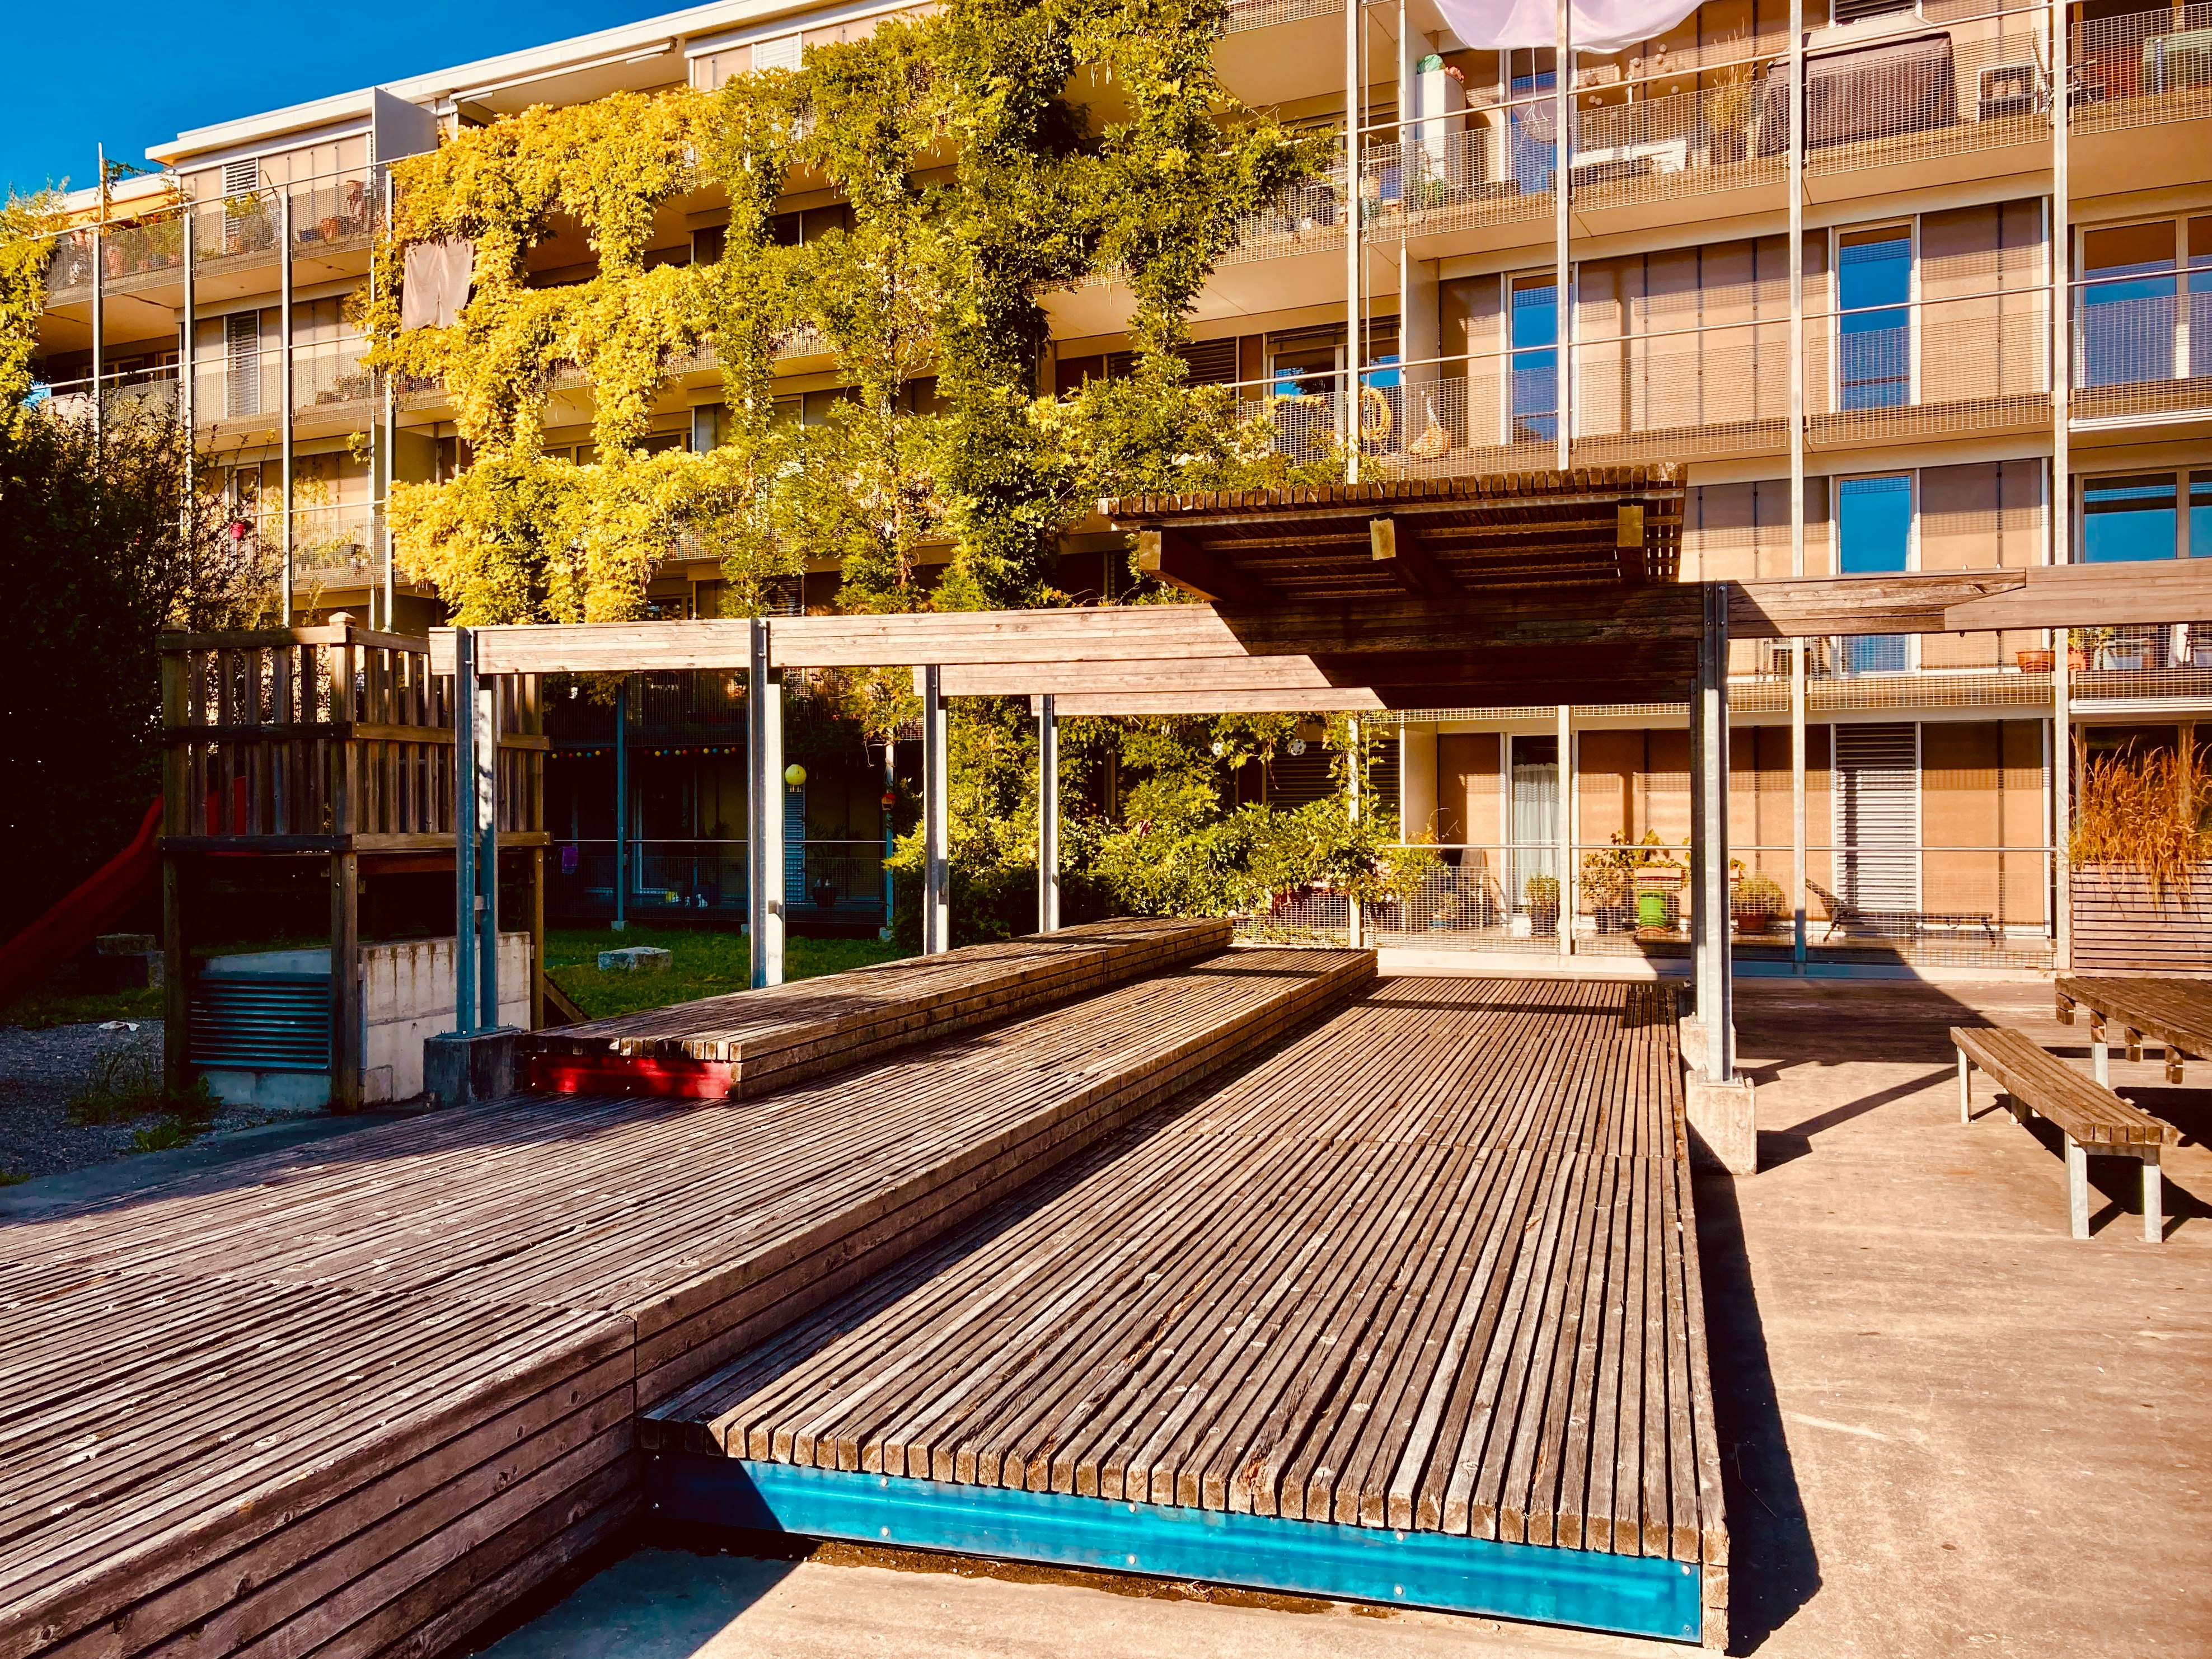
[0,405,274,939]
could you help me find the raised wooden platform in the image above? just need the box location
[522,916,1232,1097]
[647,977,1725,1646]
[0,943,1366,1659]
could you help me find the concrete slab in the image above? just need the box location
[468,1548,1672,1659]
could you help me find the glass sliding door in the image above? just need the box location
[1838,473,1914,674]
[1837,225,1914,410]
[1509,734,1559,931]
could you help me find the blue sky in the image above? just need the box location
[2,0,669,199]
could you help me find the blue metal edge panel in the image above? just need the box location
[649,1455,1702,1643]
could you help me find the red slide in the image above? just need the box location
[0,799,163,1016]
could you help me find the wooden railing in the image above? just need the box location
[160,625,545,850]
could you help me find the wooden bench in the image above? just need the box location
[1951,1025,2177,1242]
[1810,879,1998,945]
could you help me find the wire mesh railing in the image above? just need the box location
[1232,838,2056,966]
[2069,270,2212,423]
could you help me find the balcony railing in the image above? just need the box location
[2069,271,2212,424]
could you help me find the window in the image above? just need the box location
[1508,274,1558,443]
[1507,49,1557,195]
[1837,225,1913,410]
[2079,470,2210,561]
[1838,474,1913,672]
[2076,215,2212,386]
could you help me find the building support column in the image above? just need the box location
[1557,702,1574,958]
[612,678,627,932]
[749,620,785,987]
[1038,694,1060,934]
[474,669,500,1029]
[453,627,478,1035]
[1554,0,1572,472]
[1789,0,1808,974]
[1344,0,1362,485]
[2051,0,2073,972]
[379,167,398,632]
[90,220,103,449]
[180,195,195,461]
[279,188,295,623]
[1691,582,1732,1082]
[882,739,897,936]
[921,665,950,954]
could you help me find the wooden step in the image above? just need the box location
[0,945,1370,1659]
[522,916,1234,1098]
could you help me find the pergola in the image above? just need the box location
[430,467,2209,1085]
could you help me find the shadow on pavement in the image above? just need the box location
[1693,1169,1819,1656]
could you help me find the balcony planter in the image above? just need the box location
[2070,864,2212,973]
[2097,647,2147,671]
[811,878,838,911]
[2014,648,2089,672]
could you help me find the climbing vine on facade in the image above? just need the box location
[367,0,1326,627]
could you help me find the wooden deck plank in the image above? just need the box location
[653,976,1721,1576]
[6,936,1376,1659]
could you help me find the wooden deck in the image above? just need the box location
[648,977,1724,1645]
[523,916,1232,1097]
[0,943,1367,1659]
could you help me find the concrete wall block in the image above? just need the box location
[1685,1075,1758,1175]
[423,1027,520,1108]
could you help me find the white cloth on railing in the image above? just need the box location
[400,239,476,331]
[1435,0,1703,53]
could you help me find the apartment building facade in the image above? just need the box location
[25,0,2212,962]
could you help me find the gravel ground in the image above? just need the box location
[0,1019,287,1183]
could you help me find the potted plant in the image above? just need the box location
[1525,872,1561,937]
[811,875,838,911]
[1731,871,1787,934]
[1581,847,1630,932]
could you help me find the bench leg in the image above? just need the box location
[2067,1139,2090,1240]
[1957,1049,1972,1124]
[2144,1155,2163,1244]
[2091,1021,2110,1089]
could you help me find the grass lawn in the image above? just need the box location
[544,925,910,1020]
[0,981,162,1030]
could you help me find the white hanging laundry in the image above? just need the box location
[1433,0,1704,53]
[400,239,476,331]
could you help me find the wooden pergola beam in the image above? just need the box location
[1369,517,1457,598]
[431,561,2191,678]
[1136,526,1272,606]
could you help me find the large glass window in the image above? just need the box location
[2079,221,2176,388]
[1837,226,1913,410]
[1839,473,1913,672]
[2193,471,2212,555]
[1509,274,1558,444]
[2083,473,2180,561]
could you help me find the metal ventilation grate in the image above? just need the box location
[189,974,331,1072]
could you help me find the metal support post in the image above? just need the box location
[612,678,628,932]
[453,628,477,1035]
[1554,0,1572,472]
[921,664,950,954]
[748,620,785,987]
[90,221,103,448]
[882,741,897,935]
[279,188,295,624]
[1557,702,1574,957]
[1789,0,1808,974]
[1347,715,1363,949]
[475,669,499,1029]
[1038,694,1060,934]
[1693,583,1733,1081]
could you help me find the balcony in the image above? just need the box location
[44,175,379,309]
[2069,272,2212,428]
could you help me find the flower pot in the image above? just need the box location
[1594,903,1629,934]
[1530,903,1559,938]
[810,879,838,911]
[1635,890,1671,931]
[2015,649,2054,673]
